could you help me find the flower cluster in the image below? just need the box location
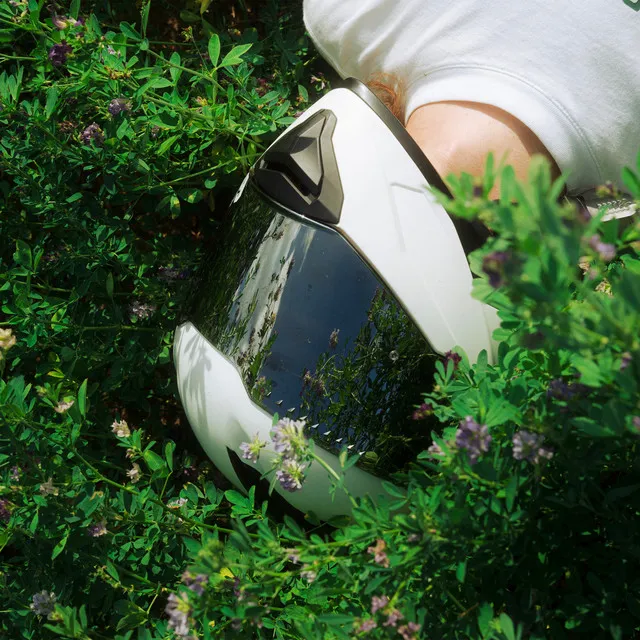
[39,478,59,496]
[239,433,267,464]
[48,42,73,66]
[165,592,192,638]
[181,571,208,596]
[455,416,492,465]
[51,14,84,29]
[512,430,554,464]
[367,539,390,568]
[87,520,107,537]
[127,463,142,484]
[275,457,307,492]
[0,498,10,523]
[54,399,74,414]
[130,300,157,320]
[80,123,104,146]
[271,417,310,492]
[30,591,57,618]
[412,402,433,421]
[444,350,462,371]
[329,328,340,349]
[111,419,130,438]
[108,98,131,116]
[588,233,617,262]
[0,328,16,359]
[482,250,514,288]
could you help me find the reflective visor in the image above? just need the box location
[184,181,441,478]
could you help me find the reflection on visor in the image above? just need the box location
[185,180,441,478]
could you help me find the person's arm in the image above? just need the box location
[406,100,561,198]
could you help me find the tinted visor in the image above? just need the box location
[185,180,441,478]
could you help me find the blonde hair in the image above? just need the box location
[365,73,407,123]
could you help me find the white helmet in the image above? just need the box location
[173,79,499,520]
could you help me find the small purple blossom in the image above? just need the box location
[111,419,130,438]
[80,123,104,146]
[455,416,492,465]
[54,399,74,414]
[355,618,377,633]
[427,440,444,457]
[412,402,433,421]
[0,499,10,523]
[10,465,20,482]
[588,234,617,262]
[444,350,462,371]
[182,571,208,596]
[371,595,389,615]
[383,609,403,628]
[620,352,633,371]
[398,622,421,640]
[512,430,554,464]
[300,565,317,583]
[108,98,130,116]
[158,266,190,282]
[88,520,107,537]
[482,250,512,288]
[547,378,588,401]
[130,300,156,320]
[48,42,73,66]
[127,463,142,484]
[275,458,306,492]
[367,539,390,568]
[168,498,188,509]
[329,328,340,349]
[239,433,266,464]
[271,417,307,456]
[40,478,59,496]
[30,591,57,617]
[165,592,192,637]
[632,416,640,433]
[286,548,300,564]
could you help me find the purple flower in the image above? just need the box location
[48,42,73,66]
[482,250,512,288]
[632,416,640,433]
[130,300,156,319]
[444,350,462,371]
[108,98,130,116]
[371,595,389,615]
[158,266,190,282]
[87,520,107,537]
[512,430,554,464]
[455,416,492,465]
[427,440,444,457]
[80,123,104,146]
[270,417,307,456]
[412,402,433,420]
[367,539,390,568]
[620,352,633,371]
[275,458,306,492]
[383,609,403,627]
[30,591,57,617]
[182,571,208,596]
[239,434,266,464]
[286,548,300,564]
[0,499,10,523]
[165,592,192,637]
[355,618,377,633]
[300,566,317,583]
[588,234,617,262]
[398,622,421,640]
[329,328,340,349]
[10,466,20,482]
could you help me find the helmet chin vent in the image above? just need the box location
[253,109,344,225]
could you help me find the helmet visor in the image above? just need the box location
[184,181,441,478]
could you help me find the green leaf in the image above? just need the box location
[201,0,213,14]
[119,21,141,41]
[498,613,516,640]
[139,37,149,51]
[143,450,165,472]
[106,272,114,298]
[77,379,88,417]
[157,134,180,155]
[220,43,252,68]
[164,441,175,472]
[66,192,83,203]
[70,0,80,19]
[456,559,467,583]
[141,1,150,37]
[208,34,220,67]
[225,490,248,507]
[14,240,32,270]
[573,417,617,438]
[52,532,69,559]
[45,86,58,120]
[178,187,203,204]
[204,178,217,189]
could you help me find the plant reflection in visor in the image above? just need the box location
[184,180,441,479]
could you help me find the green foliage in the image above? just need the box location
[1,0,640,639]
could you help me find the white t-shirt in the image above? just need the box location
[303,0,640,194]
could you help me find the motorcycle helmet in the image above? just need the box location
[173,78,499,520]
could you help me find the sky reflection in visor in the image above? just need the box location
[187,181,441,478]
